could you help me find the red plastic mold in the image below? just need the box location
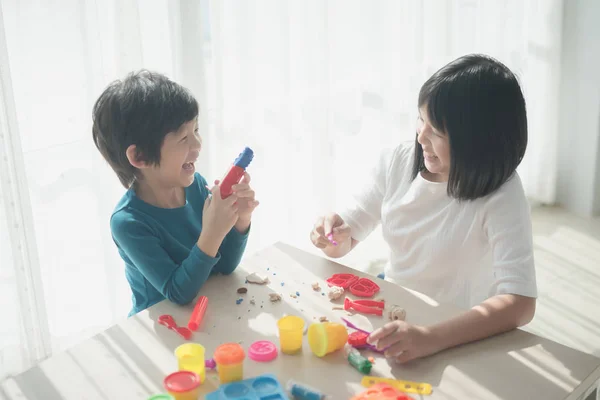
[158,314,192,340]
[327,273,380,297]
[344,298,385,316]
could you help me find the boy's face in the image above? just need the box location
[147,119,201,189]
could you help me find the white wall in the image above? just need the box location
[556,0,600,217]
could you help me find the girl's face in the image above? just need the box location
[417,106,451,182]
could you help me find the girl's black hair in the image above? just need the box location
[412,54,528,200]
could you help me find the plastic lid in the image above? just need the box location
[213,342,245,365]
[163,371,200,393]
[233,147,254,169]
[147,395,175,400]
[248,340,278,362]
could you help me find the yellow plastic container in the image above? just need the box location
[307,322,349,357]
[213,343,245,383]
[277,316,305,354]
[174,343,206,383]
[163,371,200,400]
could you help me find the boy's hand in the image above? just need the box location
[367,320,440,364]
[197,184,238,256]
[231,172,259,231]
[310,213,351,249]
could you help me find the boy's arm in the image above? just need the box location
[112,214,219,305]
[195,173,249,275]
[212,224,249,275]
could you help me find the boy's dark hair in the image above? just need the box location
[92,70,199,188]
[412,54,528,200]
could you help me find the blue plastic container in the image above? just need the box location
[205,373,289,400]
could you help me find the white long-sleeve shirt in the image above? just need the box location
[339,142,537,309]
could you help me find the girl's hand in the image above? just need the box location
[310,213,351,249]
[367,320,440,364]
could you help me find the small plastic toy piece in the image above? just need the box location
[312,282,321,291]
[326,233,338,246]
[351,383,413,400]
[187,296,208,331]
[326,273,380,297]
[205,358,216,369]
[163,371,201,400]
[248,340,278,362]
[205,373,287,400]
[344,298,385,316]
[158,315,192,340]
[307,322,348,357]
[174,343,206,383]
[345,344,373,375]
[213,343,246,383]
[361,376,432,396]
[287,379,329,399]
[220,147,254,199]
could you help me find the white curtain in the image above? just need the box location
[0,0,563,380]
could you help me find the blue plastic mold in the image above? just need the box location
[205,373,289,400]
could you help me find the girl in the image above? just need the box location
[310,54,536,363]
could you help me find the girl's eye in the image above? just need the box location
[416,117,424,132]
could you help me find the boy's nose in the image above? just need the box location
[192,135,202,149]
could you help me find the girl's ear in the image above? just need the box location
[125,144,149,169]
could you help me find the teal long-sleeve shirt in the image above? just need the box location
[110,173,249,316]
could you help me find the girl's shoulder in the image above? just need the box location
[477,172,531,225]
[377,140,415,181]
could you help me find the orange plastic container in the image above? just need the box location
[213,343,245,383]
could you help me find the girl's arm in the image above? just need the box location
[429,293,536,351]
[369,294,535,363]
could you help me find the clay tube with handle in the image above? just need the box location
[219,147,254,199]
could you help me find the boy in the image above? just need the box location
[92,70,258,316]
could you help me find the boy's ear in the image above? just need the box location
[125,144,149,169]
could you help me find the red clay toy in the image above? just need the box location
[326,273,380,297]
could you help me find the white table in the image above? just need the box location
[2,242,600,399]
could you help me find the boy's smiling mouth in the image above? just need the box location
[182,161,196,171]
